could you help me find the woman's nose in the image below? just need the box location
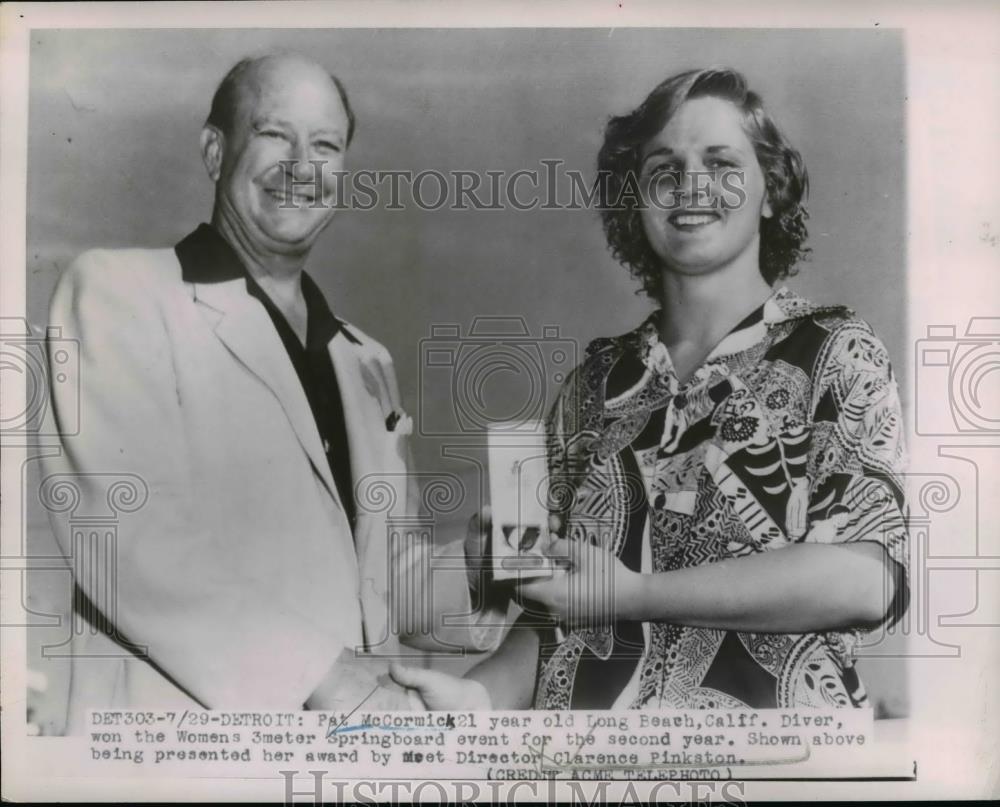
[677,167,714,204]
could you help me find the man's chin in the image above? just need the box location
[259,216,333,253]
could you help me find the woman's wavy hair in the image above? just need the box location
[597,67,810,299]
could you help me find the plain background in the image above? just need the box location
[25,28,907,732]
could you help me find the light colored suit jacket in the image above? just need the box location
[42,246,497,733]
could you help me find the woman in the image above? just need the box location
[396,67,909,711]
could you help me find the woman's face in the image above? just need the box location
[638,96,772,279]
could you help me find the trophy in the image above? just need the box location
[487,421,553,580]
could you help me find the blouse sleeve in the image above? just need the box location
[546,362,584,524]
[805,318,910,630]
[544,335,617,526]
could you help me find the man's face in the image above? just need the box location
[213,59,349,258]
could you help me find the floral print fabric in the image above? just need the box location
[534,288,909,710]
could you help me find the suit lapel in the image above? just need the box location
[192,279,343,510]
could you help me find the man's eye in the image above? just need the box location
[260,130,285,139]
[315,141,341,153]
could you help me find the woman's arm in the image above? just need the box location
[519,537,899,634]
[465,614,542,709]
[628,541,897,631]
[388,615,542,711]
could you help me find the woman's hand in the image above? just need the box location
[389,663,492,710]
[463,508,490,592]
[515,534,643,627]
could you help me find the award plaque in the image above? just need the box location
[486,422,553,580]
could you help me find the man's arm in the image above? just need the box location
[44,251,344,708]
[359,345,508,655]
[392,508,508,654]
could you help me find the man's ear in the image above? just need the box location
[200,125,224,182]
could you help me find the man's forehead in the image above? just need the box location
[233,57,347,127]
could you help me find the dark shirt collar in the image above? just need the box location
[300,271,343,348]
[175,223,359,346]
[176,223,246,284]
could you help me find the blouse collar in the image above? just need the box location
[629,287,852,381]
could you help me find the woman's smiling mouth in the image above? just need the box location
[668,209,722,230]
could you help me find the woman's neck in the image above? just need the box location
[656,258,773,384]
[658,263,773,351]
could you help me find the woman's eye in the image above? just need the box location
[648,163,680,179]
[260,130,285,140]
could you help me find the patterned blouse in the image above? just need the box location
[533,288,909,710]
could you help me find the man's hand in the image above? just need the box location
[389,663,492,710]
[306,649,414,711]
[515,534,642,627]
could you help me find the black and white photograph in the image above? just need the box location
[1,1,998,803]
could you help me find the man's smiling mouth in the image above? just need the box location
[263,187,317,206]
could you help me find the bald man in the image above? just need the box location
[42,54,495,732]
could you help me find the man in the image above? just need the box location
[43,53,493,731]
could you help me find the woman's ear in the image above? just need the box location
[200,125,224,182]
[761,176,775,220]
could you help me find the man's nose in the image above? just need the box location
[289,145,315,182]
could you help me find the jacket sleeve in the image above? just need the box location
[391,495,509,654]
[334,326,505,655]
[42,250,343,709]
[388,414,507,654]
